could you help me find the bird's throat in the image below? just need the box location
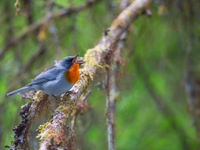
[65,63,80,84]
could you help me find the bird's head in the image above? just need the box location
[59,55,83,69]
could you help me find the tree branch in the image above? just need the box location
[105,26,126,150]
[37,0,152,149]
[7,0,151,149]
[105,1,129,149]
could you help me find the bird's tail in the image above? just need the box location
[7,86,30,96]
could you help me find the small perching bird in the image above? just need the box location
[7,55,83,96]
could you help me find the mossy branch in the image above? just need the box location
[38,0,152,149]
[7,0,152,149]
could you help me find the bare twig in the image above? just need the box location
[105,27,126,150]
[37,0,152,149]
[0,0,98,60]
[105,1,128,149]
[105,60,114,150]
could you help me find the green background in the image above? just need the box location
[0,0,199,149]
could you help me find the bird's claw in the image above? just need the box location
[65,90,75,96]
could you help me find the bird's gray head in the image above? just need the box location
[59,55,78,69]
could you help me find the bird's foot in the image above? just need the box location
[52,95,61,102]
[65,90,75,97]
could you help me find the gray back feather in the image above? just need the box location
[28,65,64,86]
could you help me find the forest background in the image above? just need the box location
[0,0,199,150]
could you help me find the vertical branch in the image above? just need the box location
[105,1,129,149]
[105,63,114,150]
[105,32,126,150]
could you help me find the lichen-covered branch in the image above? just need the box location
[38,0,152,149]
[0,0,98,60]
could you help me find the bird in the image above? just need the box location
[7,55,83,97]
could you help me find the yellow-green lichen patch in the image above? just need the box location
[32,91,42,102]
[79,68,92,82]
[32,91,47,103]
[84,47,103,68]
[57,104,71,114]
[37,121,50,140]
[83,46,105,80]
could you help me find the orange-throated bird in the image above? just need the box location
[7,55,82,96]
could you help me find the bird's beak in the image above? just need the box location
[76,57,84,64]
[73,54,84,64]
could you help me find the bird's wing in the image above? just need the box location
[28,65,64,86]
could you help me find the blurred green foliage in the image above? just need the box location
[0,0,199,149]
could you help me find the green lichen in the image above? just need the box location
[84,46,106,80]
[36,121,50,140]
[85,47,103,66]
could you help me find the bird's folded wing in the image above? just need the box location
[28,65,64,86]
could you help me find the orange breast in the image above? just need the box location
[65,63,80,84]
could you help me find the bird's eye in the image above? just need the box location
[65,59,72,63]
